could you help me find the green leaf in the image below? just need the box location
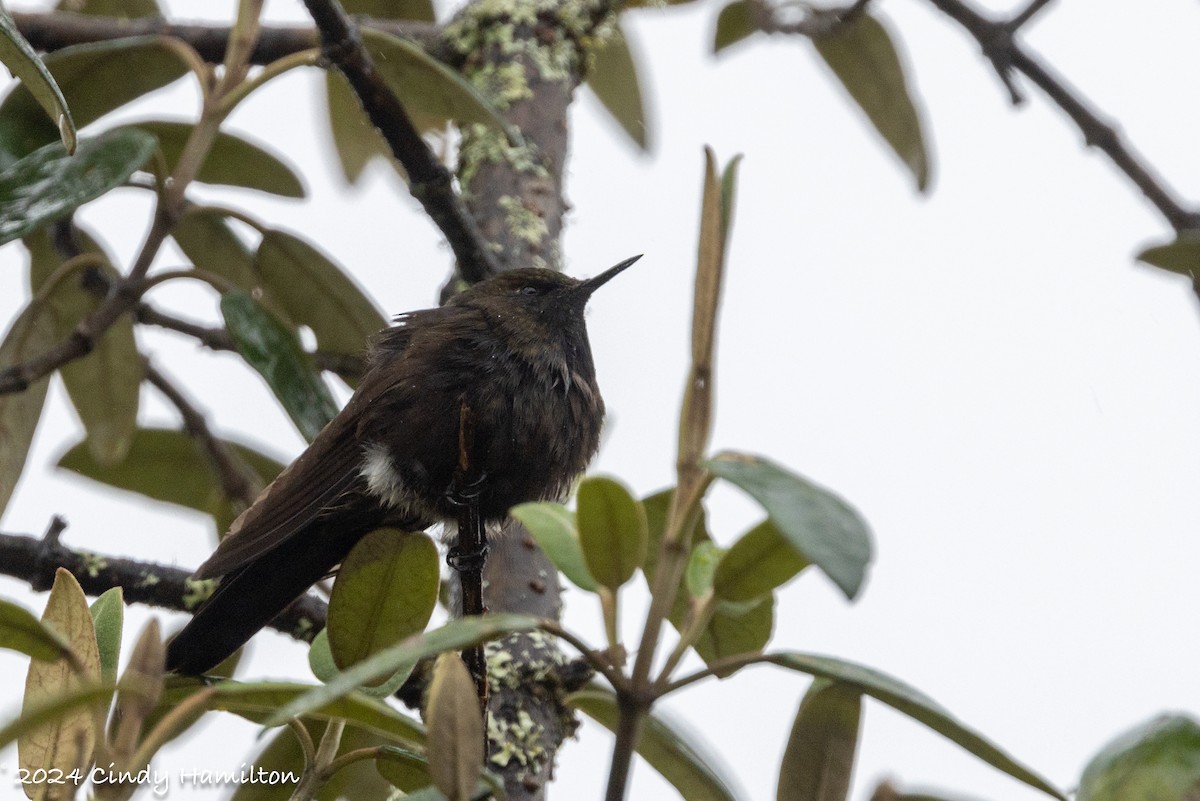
[261,614,538,728]
[172,207,261,292]
[777,679,861,801]
[713,0,758,54]
[766,652,1066,800]
[812,12,931,192]
[586,22,648,150]
[57,427,284,529]
[577,476,648,590]
[360,27,512,137]
[254,229,387,358]
[123,120,305,197]
[56,0,162,18]
[328,529,439,680]
[0,36,189,165]
[376,746,433,792]
[706,453,872,600]
[345,0,434,18]
[0,598,72,662]
[0,299,55,517]
[511,502,597,592]
[685,541,723,598]
[713,520,809,603]
[324,70,392,184]
[643,488,711,586]
[0,9,75,153]
[1136,235,1200,277]
[0,128,157,246]
[694,594,773,673]
[26,226,140,466]
[1078,714,1200,801]
[221,290,339,442]
[88,587,124,684]
[570,686,741,801]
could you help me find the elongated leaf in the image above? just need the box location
[360,27,510,136]
[1136,235,1200,277]
[706,453,872,600]
[777,679,861,801]
[325,69,392,184]
[0,128,157,246]
[172,207,261,291]
[1078,714,1200,801]
[55,0,162,18]
[511,502,597,592]
[426,653,483,801]
[254,229,387,358]
[643,488,711,585]
[812,12,930,192]
[0,10,75,152]
[57,427,284,529]
[766,652,1065,799]
[713,0,757,54]
[685,541,723,598]
[570,686,742,801]
[88,587,123,684]
[110,619,164,761]
[0,598,72,662]
[577,476,647,590]
[26,226,140,465]
[328,530,439,679]
[124,120,305,197]
[262,614,538,728]
[0,682,116,753]
[0,299,55,518]
[0,36,189,164]
[20,569,101,800]
[221,290,338,442]
[376,746,433,792]
[587,22,648,149]
[345,0,434,18]
[713,520,809,603]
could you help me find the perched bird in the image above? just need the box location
[165,257,639,674]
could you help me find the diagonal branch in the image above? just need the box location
[302,0,501,283]
[923,0,1200,234]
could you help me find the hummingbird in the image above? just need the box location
[165,257,640,674]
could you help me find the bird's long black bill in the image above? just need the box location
[578,254,642,298]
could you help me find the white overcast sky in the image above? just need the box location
[2,0,1199,799]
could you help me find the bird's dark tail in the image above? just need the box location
[165,523,366,675]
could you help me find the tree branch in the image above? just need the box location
[923,0,1200,233]
[11,10,439,65]
[301,0,501,284]
[0,529,327,641]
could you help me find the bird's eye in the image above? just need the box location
[519,285,539,296]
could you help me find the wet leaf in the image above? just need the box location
[0,36,189,164]
[0,9,75,152]
[778,679,862,801]
[812,12,931,192]
[0,128,157,246]
[706,453,872,600]
[221,290,338,442]
[328,529,439,680]
[587,21,648,149]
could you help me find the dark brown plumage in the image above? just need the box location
[165,258,639,675]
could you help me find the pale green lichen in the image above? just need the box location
[137,572,161,588]
[78,552,108,578]
[182,577,218,610]
[457,123,547,194]
[498,195,549,245]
